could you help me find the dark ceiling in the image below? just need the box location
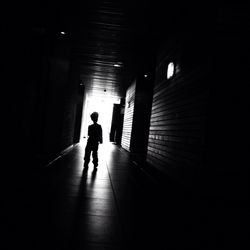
[54,0,161,98]
[69,0,153,98]
[37,0,187,99]
[6,1,212,99]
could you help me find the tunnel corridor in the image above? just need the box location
[2,2,249,249]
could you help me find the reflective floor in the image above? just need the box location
[2,141,247,249]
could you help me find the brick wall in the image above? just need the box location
[146,38,210,183]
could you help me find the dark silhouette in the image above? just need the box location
[84,112,103,169]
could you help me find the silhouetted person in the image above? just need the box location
[84,112,103,169]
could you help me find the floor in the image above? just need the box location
[2,141,248,249]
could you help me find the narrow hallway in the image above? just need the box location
[2,2,249,249]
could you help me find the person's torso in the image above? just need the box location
[88,123,101,142]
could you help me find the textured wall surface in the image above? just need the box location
[121,81,136,151]
[146,41,210,183]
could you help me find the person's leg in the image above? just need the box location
[92,144,99,168]
[84,143,91,167]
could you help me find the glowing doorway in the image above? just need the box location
[81,94,120,144]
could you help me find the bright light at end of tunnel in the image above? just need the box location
[60,31,66,35]
[83,96,120,144]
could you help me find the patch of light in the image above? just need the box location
[85,96,116,144]
[167,62,175,79]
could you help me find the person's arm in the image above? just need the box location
[99,126,103,144]
[88,125,90,137]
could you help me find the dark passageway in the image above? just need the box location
[2,1,249,249]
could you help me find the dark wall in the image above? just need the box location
[42,40,71,159]
[3,22,81,169]
[110,102,125,145]
[60,60,83,150]
[146,36,210,184]
[130,71,155,162]
[144,4,249,248]
[146,3,249,188]
[3,28,52,168]
[207,4,249,199]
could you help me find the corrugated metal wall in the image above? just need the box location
[121,80,136,151]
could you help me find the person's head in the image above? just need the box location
[90,112,99,123]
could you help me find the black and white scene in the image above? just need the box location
[1,1,249,249]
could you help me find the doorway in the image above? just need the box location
[80,93,121,144]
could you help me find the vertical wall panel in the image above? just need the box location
[121,81,136,151]
[129,73,154,161]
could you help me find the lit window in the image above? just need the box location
[167,62,175,79]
